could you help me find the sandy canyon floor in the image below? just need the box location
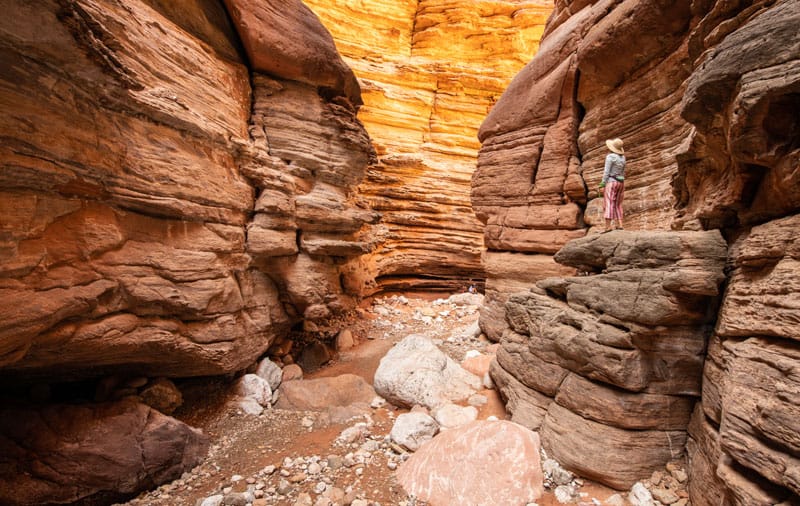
[116,293,653,506]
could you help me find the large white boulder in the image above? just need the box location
[373,334,482,409]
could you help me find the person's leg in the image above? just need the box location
[616,182,625,229]
[603,183,614,231]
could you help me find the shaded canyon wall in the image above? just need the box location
[303,0,553,291]
[0,0,376,382]
[476,0,800,501]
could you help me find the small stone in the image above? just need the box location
[221,492,249,506]
[235,374,273,406]
[322,487,344,504]
[336,329,356,351]
[139,377,183,414]
[327,455,343,470]
[351,500,368,506]
[288,472,307,483]
[256,358,283,391]
[293,492,313,506]
[650,470,664,486]
[262,465,276,475]
[669,468,688,483]
[604,494,625,506]
[651,487,680,505]
[337,424,368,444]
[355,467,363,476]
[314,481,327,494]
[432,403,478,429]
[467,394,488,407]
[370,396,387,409]
[231,397,264,416]
[360,440,380,452]
[231,475,243,483]
[628,482,654,506]
[554,485,575,504]
[543,459,574,487]
[277,479,293,495]
[387,461,397,470]
[301,416,314,428]
[308,462,322,475]
[282,364,304,382]
[198,495,224,506]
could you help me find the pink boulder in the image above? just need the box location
[396,420,543,505]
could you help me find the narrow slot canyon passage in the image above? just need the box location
[1,1,799,506]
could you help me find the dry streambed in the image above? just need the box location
[117,293,688,506]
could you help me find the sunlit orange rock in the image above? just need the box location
[304,0,552,291]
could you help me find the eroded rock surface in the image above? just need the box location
[0,400,208,506]
[0,0,375,382]
[690,216,800,504]
[492,230,726,489]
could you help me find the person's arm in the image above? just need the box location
[599,154,612,188]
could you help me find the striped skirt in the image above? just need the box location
[603,179,624,220]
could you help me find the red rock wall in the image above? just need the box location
[476,0,800,500]
[0,0,376,382]
[679,1,800,502]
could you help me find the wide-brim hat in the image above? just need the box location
[606,138,624,154]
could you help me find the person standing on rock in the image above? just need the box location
[599,137,626,232]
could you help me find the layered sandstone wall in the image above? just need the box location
[303,0,552,291]
[0,0,376,383]
[491,230,727,488]
[477,0,800,500]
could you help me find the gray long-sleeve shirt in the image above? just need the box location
[601,153,626,185]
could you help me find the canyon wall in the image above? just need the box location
[303,0,553,291]
[0,0,375,382]
[0,0,379,502]
[477,0,800,500]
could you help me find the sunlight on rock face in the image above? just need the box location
[304,0,553,292]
